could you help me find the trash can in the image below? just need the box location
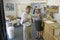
[7,27,14,39]
[17,19,20,25]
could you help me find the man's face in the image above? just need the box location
[35,9,39,13]
[26,8,31,14]
[35,9,40,14]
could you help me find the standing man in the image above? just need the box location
[20,6,32,40]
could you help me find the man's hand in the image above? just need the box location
[23,18,30,23]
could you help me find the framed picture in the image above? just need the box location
[5,3,14,11]
[47,5,59,13]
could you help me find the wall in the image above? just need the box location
[47,0,60,24]
[3,0,47,17]
[4,0,60,24]
[3,0,30,17]
[3,0,17,16]
[17,3,31,17]
[3,0,46,17]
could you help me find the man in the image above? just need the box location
[20,6,32,40]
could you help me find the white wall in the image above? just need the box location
[47,0,59,5]
[17,3,31,17]
[3,0,46,17]
[3,0,30,17]
[47,0,60,24]
[3,0,17,16]
[4,0,60,24]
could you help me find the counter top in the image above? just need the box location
[43,18,60,29]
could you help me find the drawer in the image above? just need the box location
[54,29,60,37]
[43,31,49,40]
[58,37,60,40]
[44,23,50,32]
[49,27,54,35]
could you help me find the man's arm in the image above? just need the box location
[21,13,29,24]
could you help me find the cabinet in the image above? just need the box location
[43,22,60,40]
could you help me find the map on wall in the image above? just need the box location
[6,3,14,11]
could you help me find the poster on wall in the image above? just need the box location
[5,3,14,11]
[31,3,46,14]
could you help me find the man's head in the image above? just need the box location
[25,6,31,14]
[35,7,41,14]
